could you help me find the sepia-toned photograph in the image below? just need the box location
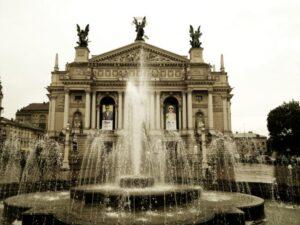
[0,0,299,224]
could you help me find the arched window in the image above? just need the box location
[163,97,179,130]
[100,96,116,130]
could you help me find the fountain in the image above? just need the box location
[18,135,62,194]
[1,46,266,225]
[0,136,24,184]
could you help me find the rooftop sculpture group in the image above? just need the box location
[75,19,202,49]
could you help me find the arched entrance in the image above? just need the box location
[99,96,116,130]
[163,97,179,130]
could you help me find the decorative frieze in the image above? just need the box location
[92,68,184,80]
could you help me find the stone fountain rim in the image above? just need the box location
[71,184,202,196]
[3,191,266,225]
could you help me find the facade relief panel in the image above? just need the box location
[69,68,89,79]
[93,67,184,80]
[56,94,65,112]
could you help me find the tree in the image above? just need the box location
[267,100,300,155]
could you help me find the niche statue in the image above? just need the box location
[189,25,202,48]
[76,24,89,47]
[133,17,147,41]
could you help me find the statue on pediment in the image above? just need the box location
[133,17,147,41]
[76,24,89,47]
[189,25,202,48]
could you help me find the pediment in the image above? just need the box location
[90,42,188,65]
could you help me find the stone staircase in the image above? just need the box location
[69,134,88,175]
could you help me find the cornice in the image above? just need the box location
[88,62,187,67]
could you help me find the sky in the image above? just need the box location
[0,0,299,136]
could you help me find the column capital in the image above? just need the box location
[85,88,91,93]
[64,88,70,94]
[221,94,228,99]
[147,90,155,95]
[49,94,58,100]
[207,89,214,94]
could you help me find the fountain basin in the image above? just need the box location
[71,184,202,210]
[3,190,265,225]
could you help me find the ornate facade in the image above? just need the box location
[47,38,233,167]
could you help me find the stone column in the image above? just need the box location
[115,106,118,129]
[161,108,164,129]
[222,96,228,132]
[85,90,91,129]
[179,106,182,130]
[155,91,161,130]
[91,91,96,129]
[201,127,208,176]
[50,96,56,131]
[47,99,52,131]
[228,100,232,132]
[182,92,187,129]
[62,124,70,170]
[118,92,123,129]
[96,107,100,129]
[187,91,193,130]
[63,89,69,129]
[124,93,128,130]
[208,91,214,130]
[150,92,155,129]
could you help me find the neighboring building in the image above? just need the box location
[233,131,268,158]
[16,102,49,130]
[0,80,3,118]
[0,82,44,152]
[47,25,233,167]
[0,117,44,152]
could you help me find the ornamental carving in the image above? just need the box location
[56,95,65,111]
[92,68,184,80]
[96,48,175,63]
[70,68,88,77]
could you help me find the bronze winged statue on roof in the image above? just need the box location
[76,24,89,47]
[133,17,147,41]
[189,25,202,48]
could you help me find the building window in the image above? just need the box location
[195,95,203,102]
[74,95,82,101]
[39,123,46,129]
